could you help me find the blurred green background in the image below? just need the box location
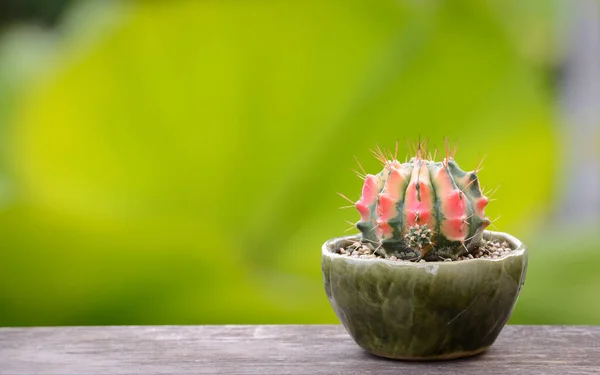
[0,0,599,326]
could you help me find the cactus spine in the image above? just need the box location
[354,146,490,261]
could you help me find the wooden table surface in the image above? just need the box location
[1,325,599,374]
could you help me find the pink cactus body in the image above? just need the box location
[355,156,490,260]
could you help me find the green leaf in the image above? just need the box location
[0,0,556,325]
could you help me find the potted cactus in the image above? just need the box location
[322,143,528,360]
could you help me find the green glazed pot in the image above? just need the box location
[322,230,527,360]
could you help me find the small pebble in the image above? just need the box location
[339,238,512,262]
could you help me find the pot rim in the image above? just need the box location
[322,230,525,266]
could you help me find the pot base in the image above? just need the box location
[366,346,489,361]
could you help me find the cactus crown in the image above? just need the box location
[350,142,491,261]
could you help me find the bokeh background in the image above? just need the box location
[0,0,599,326]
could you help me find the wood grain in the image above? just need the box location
[1,325,599,374]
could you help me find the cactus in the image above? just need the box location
[353,144,491,261]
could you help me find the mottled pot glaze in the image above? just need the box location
[322,231,527,360]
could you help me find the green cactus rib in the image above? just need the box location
[355,156,491,261]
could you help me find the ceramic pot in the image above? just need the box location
[321,230,527,360]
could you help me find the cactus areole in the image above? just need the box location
[355,152,490,261]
